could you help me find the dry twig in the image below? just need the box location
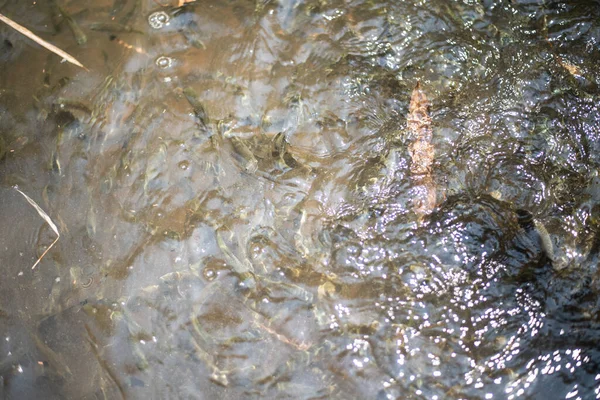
[0,12,87,70]
[408,82,436,215]
[254,321,312,351]
[14,187,60,269]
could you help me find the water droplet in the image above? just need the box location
[148,11,170,29]
[155,56,173,69]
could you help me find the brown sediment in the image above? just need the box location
[407,82,436,216]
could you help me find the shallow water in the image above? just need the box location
[1,0,600,398]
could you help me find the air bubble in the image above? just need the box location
[155,56,173,69]
[203,267,216,281]
[148,11,170,29]
[178,160,190,170]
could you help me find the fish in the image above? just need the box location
[120,0,140,25]
[57,5,87,45]
[516,209,555,264]
[110,0,127,17]
[89,22,143,34]
[229,137,258,173]
[407,81,436,215]
[183,87,209,128]
[272,132,297,168]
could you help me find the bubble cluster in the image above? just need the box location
[148,11,170,29]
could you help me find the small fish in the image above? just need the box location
[183,87,209,128]
[180,20,206,49]
[272,132,311,173]
[272,132,286,158]
[0,135,6,160]
[57,5,87,45]
[49,0,63,33]
[54,98,92,114]
[89,22,143,34]
[272,132,292,167]
[516,209,555,263]
[110,0,127,17]
[230,137,258,173]
[215,227,254,276]
[120,0,140,25]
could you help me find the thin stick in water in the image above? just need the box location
[14,188,60,269]
[0,12,87,70]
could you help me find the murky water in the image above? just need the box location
[1,0,600,398]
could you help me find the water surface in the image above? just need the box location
[1,0,600,398]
